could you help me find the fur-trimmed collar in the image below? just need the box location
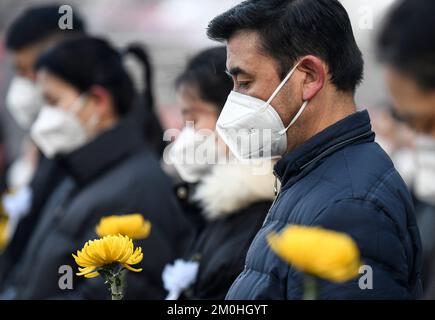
[192,162,276,221]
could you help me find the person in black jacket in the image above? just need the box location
[206,0,422,299]
[162,47,275,300]
[0,5,86,286]
[0,36,193,300]
[377,0,435,299]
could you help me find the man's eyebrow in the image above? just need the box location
[225,67,250,77]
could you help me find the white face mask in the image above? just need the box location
[216,62,308,160]
[413,135,435,206]
[30,95,96,158]
[6,77,44,129]
[169,126,222,183]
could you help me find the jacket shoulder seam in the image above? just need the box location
[365,167,396,200]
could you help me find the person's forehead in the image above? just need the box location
[226,30,281,78]
[226,31,263,69]
[178,83,200,102]
[37,69,72,94]
[178,85,203,109]
[386,66,427,100]
[178,85,217,114]
[13,43,44,61]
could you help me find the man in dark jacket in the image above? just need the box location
[207,0,422,299]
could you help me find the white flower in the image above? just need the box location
[3,186,33,220]
[2,186,33,240]
[162,259,199,300]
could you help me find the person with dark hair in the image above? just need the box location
[168,47,234,233]
[162,47,275,300]
[0,36,193,299]
[4,5,166,156]
[5,4,86,127]
[377,0,435,299]
[207,0,422,299]
[0,5,86,288]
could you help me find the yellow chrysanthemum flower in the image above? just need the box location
[267,225,362,283]
[95,214,151,240]
[73,234,143,278]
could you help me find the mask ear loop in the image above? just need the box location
[279,100,309,135]
[69,93,89,115]
[259,61,301,113]
[69,93,100,132]
[87,113,100,129]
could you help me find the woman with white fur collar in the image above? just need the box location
[163,47,275,300]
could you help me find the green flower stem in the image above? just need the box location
[303,274,318,300]
[110,275,123,300]
[100,264,125,300]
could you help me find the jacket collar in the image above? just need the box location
[58,119,145,186]
[274,110,375,188]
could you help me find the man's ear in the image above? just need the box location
[298,55,326,101]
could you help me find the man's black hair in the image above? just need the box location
[175,46,233,110]
[6,4,86,51]
[207,0,364,93]
[377,0,435,90]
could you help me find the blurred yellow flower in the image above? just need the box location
[267,225,361,283]
[73,234,143,278]
[96,214,151,240]
[0,216,8,252]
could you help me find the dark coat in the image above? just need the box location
[226,111,423,300]
[2,120,193,299]
[173,182,205,239]
[412,196,435,299]
[175,163,276,300]
[0,154,66,286]
[186,201,271,300]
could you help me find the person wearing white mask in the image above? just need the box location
[207,0,422,299]
[0,5,87,287]
[6,77,43,130]
[163,47,276,300]
[377,0,435,299]
[5,5,86,130]
[0,36,193,300]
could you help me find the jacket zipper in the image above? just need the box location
[270,170,282,211]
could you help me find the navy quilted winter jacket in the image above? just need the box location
[226,111,422,300]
